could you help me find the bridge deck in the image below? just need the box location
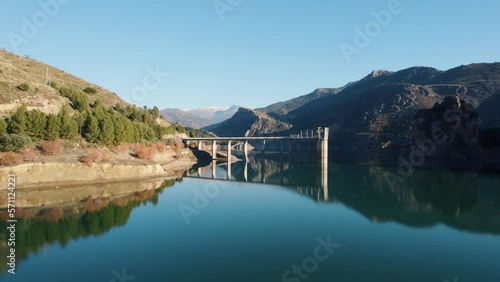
[183,136,317,141]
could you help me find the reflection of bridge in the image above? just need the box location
[186,159,329,202]
[182,127,329,164]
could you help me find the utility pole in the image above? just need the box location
[45,66,49,85]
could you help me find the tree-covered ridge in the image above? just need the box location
[0,87,187,150]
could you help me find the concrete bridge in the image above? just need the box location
[182,127,329,164]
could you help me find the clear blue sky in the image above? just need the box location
[1,0,499,110]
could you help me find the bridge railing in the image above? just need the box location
[292,127,329,140]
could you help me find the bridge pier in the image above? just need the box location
[212,140,217,159]
[316,127,329,165]
[244,141,249,159]
[227,140,232,161]
[244,160,248,182]
[227,141,232,179]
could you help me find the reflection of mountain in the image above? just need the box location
[332,164,500,234]
[0,179,177,276]
[190,158,500,235]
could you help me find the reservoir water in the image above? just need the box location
[1,158,499,282]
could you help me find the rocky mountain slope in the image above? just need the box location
[0,50,129,117]
[207,63,500,153]
[288,63,500,151]
[256,88,343,120]
[204,107,291,137]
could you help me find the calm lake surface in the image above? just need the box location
[1,158,500,282]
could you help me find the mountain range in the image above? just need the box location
[207,63,500,153]
[160,106,240,129]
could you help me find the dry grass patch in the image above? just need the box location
[19,147,38,161]
[40,140,63,155]
[131,143,157,160]
[151,142,167,153]
[79,149,111,166]
[113,144,130,154]
[0,152,24,166]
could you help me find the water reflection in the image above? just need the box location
[187,157,500,235]
[187,158,329,202]
[0,179,177,276]
[1,159,499,279]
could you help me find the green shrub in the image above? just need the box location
[83,87,97,94]
[17,83,30,92]
[49,81,57,89]
[0,134,32,152]
[60,88,88,112]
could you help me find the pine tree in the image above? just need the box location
[98,118,115,145]
[114,103,123,113]
[73,92,88,113]
[113,116,127,144]
[83,115,100,143]
[144,125,156,141]
[123,121,135,143]
[8,105,28,134]
[92,101,106,121]
[45,114,61,140]
[26,110,47,139]
[132,123,141,142]
[58,106,78,139]
[152,106,159,119]
[0,119,8,136]
[73,112,85,135]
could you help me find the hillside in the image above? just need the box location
[0,50,199,183]
[0,50,130,117]
[257,88,343,119]
[204,107,291,137]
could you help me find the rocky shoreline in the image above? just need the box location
[0,158,195,190]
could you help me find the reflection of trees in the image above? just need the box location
[336,164,500,234]
[0,179,176,276]
[407,170,478,216]
[368,166,478,216]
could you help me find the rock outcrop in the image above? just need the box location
[205,107,292,137]
[413,96,481,160]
